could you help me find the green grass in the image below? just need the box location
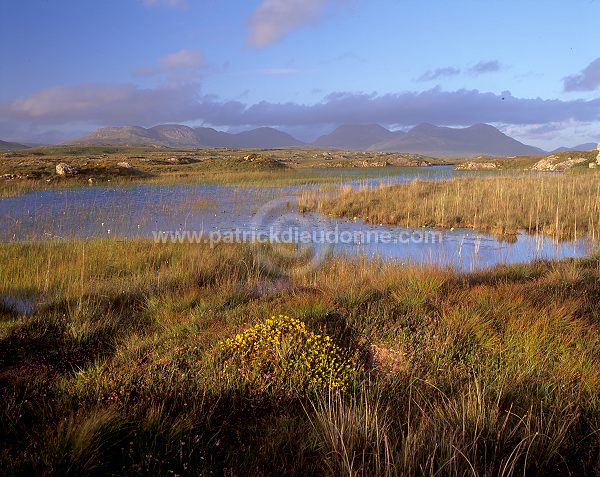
[0,239,599,475]
[300,173,600,241]
[0,146,452,196]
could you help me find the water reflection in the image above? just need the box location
[0,167,594,271]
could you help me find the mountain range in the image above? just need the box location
[367,123,546,156]
[73,125,304,149]
[313,124,396,150]
[70,123,547,156]
[0,140,29,150]
[1,124,596,156]
[550,143,597,153]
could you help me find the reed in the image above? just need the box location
[299,174,600,241]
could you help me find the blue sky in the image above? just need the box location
[1,0,599,148]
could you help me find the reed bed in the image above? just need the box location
[300,174,600,241]
[0,239,599,475]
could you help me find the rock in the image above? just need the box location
[55,163,78,176]
[351,160,389,168]
[531,155,587,172]
[455,162,498,170]
[117,161,131,168]
[244,153,263,162]
[88,177,96,183]
[407,160,432,167]
[596,142,600,165]
[589,163,597,169]
[167,156,194,164]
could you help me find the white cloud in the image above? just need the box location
[2,83,204,124]
[248,0,331,48]
[501,121,599,150]
[133,49,204,78]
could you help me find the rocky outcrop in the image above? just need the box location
[592,144,600,168]
[244,153,263,162]
[117,162,131,168]
[351,160,389,168]
[455,161,499,170]
[531,155,588,172]
[55,163,78,176]
[387,158,432,167]
[167,156,195,164]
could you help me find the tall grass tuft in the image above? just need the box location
[299,174,600,240]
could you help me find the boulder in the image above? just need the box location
[55,163,78,176]
[351,160,389,168]
[531,155,587,172]
[244,153,263,162]
[596,143,600,165]
[455,162,498,170]
[117,161,131,168]
[167,156,195,164]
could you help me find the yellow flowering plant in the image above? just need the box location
[219,315,356,393]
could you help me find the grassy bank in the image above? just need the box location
[0,146,448,196]
[1,239,599,475]
[300,174,600,241]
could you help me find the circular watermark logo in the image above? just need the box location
[250,196,333,277]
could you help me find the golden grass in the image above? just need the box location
[300,174,600,241]
[0,239,599,474]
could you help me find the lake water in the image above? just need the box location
[0,166,594,271]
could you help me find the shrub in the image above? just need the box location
[219,315,356,394]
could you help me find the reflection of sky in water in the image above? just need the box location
[311,217,594,272]
[0,166,594,271]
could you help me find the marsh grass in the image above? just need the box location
[0,240,599,475]
[300,174,600,241]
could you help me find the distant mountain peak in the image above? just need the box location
[370,123,544,157]
[313,124,395,150]
[0,139,29,150]
[71,124,304,148]
[468,123,496,130]
[551,142,597,153]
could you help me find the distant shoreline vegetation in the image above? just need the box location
[0,144,597,198]
[0,145,450,197]
[299,174,600,242]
